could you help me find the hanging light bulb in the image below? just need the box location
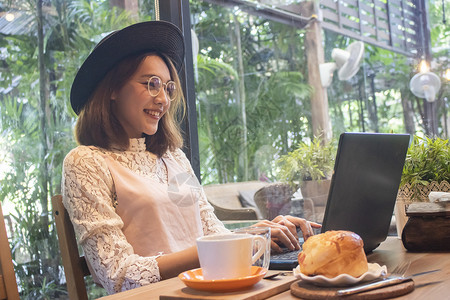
[5,13,15,22]
[444,69,450,81]
[418,60,430,73]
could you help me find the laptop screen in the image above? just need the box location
[269,132,410,270]
[321,132,410,253]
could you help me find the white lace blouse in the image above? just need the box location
[62,138,229,294]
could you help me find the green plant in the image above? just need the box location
[29,277,67,300]
[277,136,336,187]
[400,135,450,199]
[0,1,136,298]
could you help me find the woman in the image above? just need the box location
[62,21,320,294]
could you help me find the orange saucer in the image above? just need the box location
[178,266,267,292]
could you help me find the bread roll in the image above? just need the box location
[298,230,368,278]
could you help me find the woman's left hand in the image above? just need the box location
[251,215,321,253]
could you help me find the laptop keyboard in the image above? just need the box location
[271,247,302,261]
[269,238,304,270]
[269,247,302,270]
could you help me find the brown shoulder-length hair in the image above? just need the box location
[75,52,185,157]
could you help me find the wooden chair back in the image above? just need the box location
[0,202,20,300]
[52,195,90,300]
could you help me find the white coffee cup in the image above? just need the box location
[196,233,266,280]
[233,227,271,270]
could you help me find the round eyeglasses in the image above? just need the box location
[147,76,177,102]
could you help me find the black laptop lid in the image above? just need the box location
[321,132,410,253]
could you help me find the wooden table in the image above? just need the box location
[269,237,450,299]
[98,237,450,299]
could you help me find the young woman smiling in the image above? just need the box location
[62,21,320,294]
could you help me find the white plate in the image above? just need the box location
[293,263,387,287]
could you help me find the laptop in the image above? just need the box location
[269,132,410,270]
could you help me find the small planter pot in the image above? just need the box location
[395,180,450,238]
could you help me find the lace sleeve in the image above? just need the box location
[171,149,230,235]
[62,147,161,294]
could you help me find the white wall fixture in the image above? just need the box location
[191,29,199,83]
[319,41,365,88]
[409,60,441,102]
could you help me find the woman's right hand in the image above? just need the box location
[251,215,321,253]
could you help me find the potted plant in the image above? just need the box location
[395,135,450,235]
[399,135,450,201]
[276,136,336,222]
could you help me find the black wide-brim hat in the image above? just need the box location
[70,21,185,115]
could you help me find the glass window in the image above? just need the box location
[191,1,313,185]
[191,0,448,187]
[190,0,449,226]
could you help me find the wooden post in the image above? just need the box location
[300,2,332,142]
[0,202,20,300]
[418,0,437,137]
